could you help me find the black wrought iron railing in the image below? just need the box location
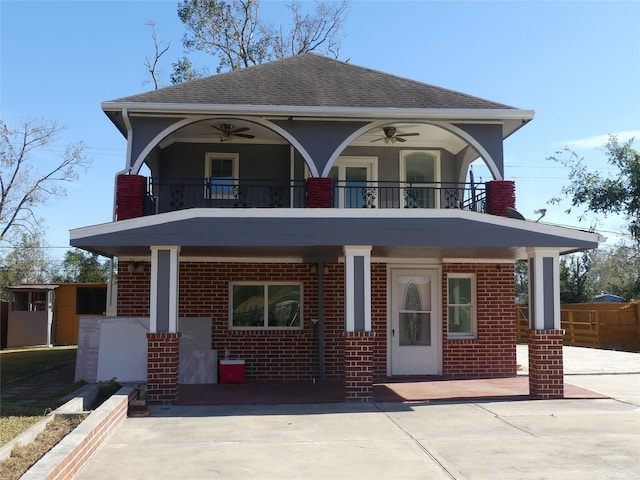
[143,178,486,214]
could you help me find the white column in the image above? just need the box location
[527,248,561,330]
[150,246,181,333]
[344,245,372,332]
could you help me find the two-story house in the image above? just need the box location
[70,54,602,403]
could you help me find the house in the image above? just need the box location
[70,54,603,403]
[5,283,107,348]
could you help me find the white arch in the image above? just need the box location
[322,120,503,181]
[129,115,318,177]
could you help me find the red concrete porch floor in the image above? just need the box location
[175,377,607,405]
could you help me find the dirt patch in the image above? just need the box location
[0,414,86,480]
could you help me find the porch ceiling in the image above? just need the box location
[70,209,603,260]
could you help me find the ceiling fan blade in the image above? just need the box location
[370,137,385,143]
[210,125,225,133]
[396,132,420,137]
[235,133,255,139]
[231,127,250,134]
[395,137,407,142]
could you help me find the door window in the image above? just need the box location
[401,151,439,208]
[328,157,377,208]
[399,281,431,346]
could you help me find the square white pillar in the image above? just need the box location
[527,248,561,330]
[150,246,180,333]
[344,245,371,332]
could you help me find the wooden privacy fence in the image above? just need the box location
[516,303,640,352]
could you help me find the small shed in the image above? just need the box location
[6,285,58,348]
[6,283,107,348]
[594,293,626,303]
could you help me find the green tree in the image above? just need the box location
[51,249,110,283]
[588,243,640,301]
[173,0,349,77]
[559,251,593,304]
[548,135,640,242]
[515,260,528,304]
[0,231,52,300]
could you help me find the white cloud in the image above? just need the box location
[558,130,640,150]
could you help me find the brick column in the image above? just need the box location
[147,332,181,404]
[344,331,374,402]
[116,174,146,220]
[486,180,515,217]
[528,329,564,399]
[306,177,333,208]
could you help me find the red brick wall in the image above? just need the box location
[528,329,564,398]
[116,174,146,220]
[344,331,374,401]
[486,180,516,217]
[371,263,388,378]
[306,177,333,208]
[117,261,151,317]
[147,332,180,404]
[442,263,516,378]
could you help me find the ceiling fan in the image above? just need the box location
[211,123,255,142]
[371,126,419,144]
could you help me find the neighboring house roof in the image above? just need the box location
[106,53,516,110]
[594,293,626,303]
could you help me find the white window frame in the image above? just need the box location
[329,156,378,208]
[229,281,303,330]
[205,152,239,198]
[446,273,477,339]
[399,150,440,208]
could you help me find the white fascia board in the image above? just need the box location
[101,102,535,122]
[70,207,603,246]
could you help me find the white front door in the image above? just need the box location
[390,269,441,375]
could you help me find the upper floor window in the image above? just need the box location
[329,156,378,208]
[400,151,440,208]
[230,282,302,329]
[206,153,239,197]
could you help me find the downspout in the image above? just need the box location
[317,261,326,382]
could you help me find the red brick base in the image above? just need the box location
[528,329,564,399]
[147,332,181,404]
[344,331,374,401]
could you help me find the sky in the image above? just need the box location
[1,0,639,263]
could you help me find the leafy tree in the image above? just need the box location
[559,251,593,304]
[0,232,52,300]
[0,119,89,243]
[588,243,640,301]
[515,260,528,304]
[51,248,110,283]
[174,0,349,77]
[548,135,640,242]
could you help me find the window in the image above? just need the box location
[206,153,239,197]
[11,291,48,312]
[230,283,302,329]
[400,151,440,208]
[76,287,107,315]
[328,157,377,208]
[447,274,476,338]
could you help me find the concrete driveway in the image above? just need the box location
[78,347,640,480]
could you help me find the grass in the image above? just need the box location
[0,346,77,384]
[0,414,86,480]
[0,346,82,444]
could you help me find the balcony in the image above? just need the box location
[143,178,486,215]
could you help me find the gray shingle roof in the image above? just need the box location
[107,54,516,110]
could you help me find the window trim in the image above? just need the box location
[446,273,477,339]
[399,150,441,208]
[228,281,303,330]
[205,152,239,199]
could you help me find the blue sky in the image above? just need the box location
[2,0,639,262]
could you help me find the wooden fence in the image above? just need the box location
[516,302,640,352]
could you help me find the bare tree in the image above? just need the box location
[174,0,349,78]
[270,0,348,59]
[144,21,171,90]
[0,119,89,242]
